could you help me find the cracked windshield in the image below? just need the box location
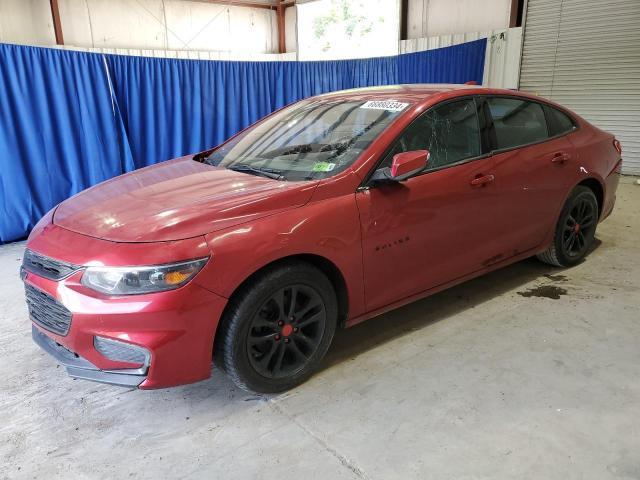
[205,99,410,181]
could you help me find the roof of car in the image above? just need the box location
[316,84,526,103]
[311,83,584,125]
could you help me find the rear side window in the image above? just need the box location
[544,105,576,136]
[380,98,481,171]
[486,98,548,150]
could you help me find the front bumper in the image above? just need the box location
[24,225,228,389]
[32,326,147,387]
[26,271,228,388]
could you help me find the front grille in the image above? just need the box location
[22,249,80,281]
[24,283,72,336]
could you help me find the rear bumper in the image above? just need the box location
[32,325,146,387]
[601,162,621,221]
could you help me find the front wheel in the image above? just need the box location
[215,262,337,393]
[537,185,599,267]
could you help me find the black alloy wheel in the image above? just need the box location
[561,196,597,259]
[537,185,599,267]
[215,262,337,393]
[247,285,326,379]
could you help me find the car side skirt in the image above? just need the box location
[346,245,543,328]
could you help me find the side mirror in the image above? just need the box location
[370,150,430,183]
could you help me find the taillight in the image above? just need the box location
[613,138,622,155]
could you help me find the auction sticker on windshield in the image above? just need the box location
[360,100,409,112]
[312,162,336,172]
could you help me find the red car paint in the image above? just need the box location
[24,84,621,388]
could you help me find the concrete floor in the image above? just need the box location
[1,178,639,480]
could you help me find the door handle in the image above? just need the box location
[551,152,571,164]
[470,174,495,187]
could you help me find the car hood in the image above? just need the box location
[53,157,318,242]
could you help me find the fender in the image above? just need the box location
[197,180,366,320]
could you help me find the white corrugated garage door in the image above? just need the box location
[520,0,640,175]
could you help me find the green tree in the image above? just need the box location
[312,0,382,40]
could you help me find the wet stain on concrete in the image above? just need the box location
[518,285,568,300]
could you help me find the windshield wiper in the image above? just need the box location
[227,164,285,181]
[265,143,347,157]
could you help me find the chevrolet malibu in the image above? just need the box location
[23,85,622,393]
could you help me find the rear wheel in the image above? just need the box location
[215,262,337,393]
[537,186,599,267]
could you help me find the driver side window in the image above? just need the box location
[380,98,481,171]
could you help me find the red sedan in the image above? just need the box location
[23,85,622,393]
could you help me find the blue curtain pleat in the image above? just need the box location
[0,44,134,243]
[0,38,486,243]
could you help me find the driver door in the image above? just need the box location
[356,97,504,311]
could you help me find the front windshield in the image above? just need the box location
[204,98,409,181]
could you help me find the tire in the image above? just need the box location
[536,186,599,267]
[215,261,337,393]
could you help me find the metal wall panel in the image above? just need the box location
[0,0,279,55]
[0,0,56,45]
[57,45,295,62]
[400,27,523,89]
[520,0,640,175]
[406,0,512,38]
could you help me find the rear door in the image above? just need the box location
[479,96,576,259]
[356,98,505,311]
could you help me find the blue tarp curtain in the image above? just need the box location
[0,38,486,243]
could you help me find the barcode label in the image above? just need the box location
[360,100,409,112]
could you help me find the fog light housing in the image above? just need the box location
[94,336,151,374]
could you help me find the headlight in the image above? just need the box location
[81,258,208,295]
